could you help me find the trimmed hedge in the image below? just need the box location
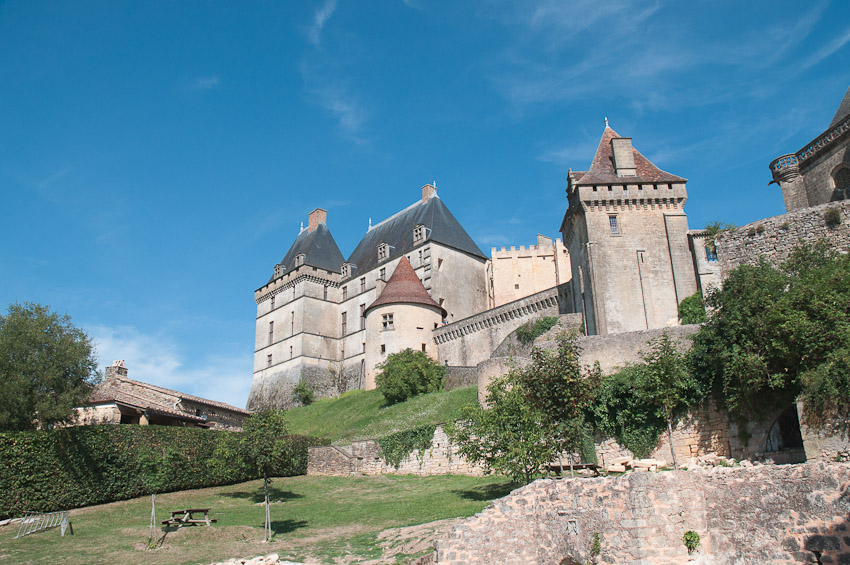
[0,425,328,519]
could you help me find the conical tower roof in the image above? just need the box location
[365,256,446,317]
[829,84,850,129]
[572,126,686,186]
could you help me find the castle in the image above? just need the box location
[248,84,850,411]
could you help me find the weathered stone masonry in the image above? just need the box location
[433,462,850,564]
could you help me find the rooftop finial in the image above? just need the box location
[604,116,609,128]
[300,221,304,233]
[368,217,372,230]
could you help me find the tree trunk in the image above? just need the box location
[148,493,156,549]
[667,417,678,470]
[557,455,564,478]
[263,475,271,542]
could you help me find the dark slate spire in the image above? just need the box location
[829,84,850,129]
[266,209,344,284]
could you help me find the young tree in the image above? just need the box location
[633,335,702,469]
[448,372,560,484]
[375,348,444,404]
[240,410,290,542]
[0,302,99,430]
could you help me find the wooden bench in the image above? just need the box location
[161,508,217,527]
[546,463,601,477]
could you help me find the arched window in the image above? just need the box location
[831,166,850,201]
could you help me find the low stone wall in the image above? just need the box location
[307,425,485,477]
[433,462,850,564]
[716,200,850,274]
[443,367,477,390]
[573,324,700,375]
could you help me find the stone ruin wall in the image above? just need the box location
[307,425,485,477]
[432,462,850,565]
[716,199,850,273]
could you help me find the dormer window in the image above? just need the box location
[274,263,284,278]
[413,224,426,244]
[341,263,351,278]
[295,253,305,267]
[378,243,389,261]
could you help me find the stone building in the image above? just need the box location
[560,125,697,335]
[248,184,490,410]
[487,234,571,308]
[770,84,850,212]
[74,360,249,430]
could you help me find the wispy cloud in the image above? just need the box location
[301,59,369,141]
[89,324,252,407]
[307,0,337,46]
[800,24,850,70]
[187,76,220,91]
[537,138,600,166]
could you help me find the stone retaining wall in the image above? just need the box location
[716,200,850,274]
[433,462,850,564]
[307,425,485,477]
[443,367,477,390]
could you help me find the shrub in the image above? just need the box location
[683,530,700,553]
[377,424,437,468]
[0,425,328,519]
[515,316,560,344]
[293,379,315,406]
[375,349,445,404]
[825,207,842,227]
[678,291,706,325]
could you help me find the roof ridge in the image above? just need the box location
[111,375,250,414]
[368,197,431,232]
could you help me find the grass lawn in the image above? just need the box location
[0,474,514,564]
[285,387,478,445]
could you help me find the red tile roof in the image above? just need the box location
[573,126,686,185]
[365,256,447,317]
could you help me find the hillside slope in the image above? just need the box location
[285,387,478,445]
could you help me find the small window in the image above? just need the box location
[437,258,443,271]
[270,295,275,309]
[360,304,366,329]
[705,246,718,262]
[378,243,389,261]
[343,286,348,301]
[418,250,423,265]
[609,215,620,234]
[379,267,386,281]
[380,344,386,354]
[360,278,366,292]
[266,354,272,367]
[268,321,274,346]
[295,253,305,267]
[514,284,519,290]
[323,285,328,300]
[362,342,366,353]
[413,224,426,243]
[421,343,426,352]
[289,345,293,358]
[341,263,350,277]
[341,312,347,335]
[382,313,394,331]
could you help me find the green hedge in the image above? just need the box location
[0,425,328,519]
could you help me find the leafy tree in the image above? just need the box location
[0,302,99,431]
[703,221,736,255]
[448,371,560,484]
[689,242,850,426]
[375,348,444,404]
[293,378,314,406]
[633,335,702,468]
[678,291,707,325]
[240,410,290,542]
[517,332,601,473]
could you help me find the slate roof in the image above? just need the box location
[89,375,251,418]
[366,256,447,317]
[829,84,850,129]
[269,223,345,283]
[573,126,686,186]
[345,195,486,277]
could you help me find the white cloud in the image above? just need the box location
[187,76,220,91]
[88,324,252,409]
[537,138,600,166]
[307,0,337,46]
[800,24,850,70]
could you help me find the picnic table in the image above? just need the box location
[161,508,216,527]
[546,463,601,477]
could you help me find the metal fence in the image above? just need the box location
[14,510,72,538]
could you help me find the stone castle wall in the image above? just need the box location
[716,200,850,273]
[307,425,485,477]
[432,462,850,564]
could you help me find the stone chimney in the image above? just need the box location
[105,360,128,379]
[611,138,637,177]
[308,208,327,233]
[421,184,437,202]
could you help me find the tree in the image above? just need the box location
[240,410,290,542]
[678,292,707,325]
[633,335,702,469]
[448,371,561,484]
[0,302,99,431]
[375,348,445,404]
[689,242,850,426]
[517,332,601,474]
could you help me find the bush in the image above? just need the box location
[377,424,437,468]
[0,425,328,519]
[375,349,445,404]
[825,207,842,227]
[515,316,560,344]
[678,292,706,325]
[293,379,315,405]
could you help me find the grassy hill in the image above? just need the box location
[284,386,478,445]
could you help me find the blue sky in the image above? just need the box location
[2,1,848,407]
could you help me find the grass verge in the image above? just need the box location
[285,387,478,445]
[0,473,514,564]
